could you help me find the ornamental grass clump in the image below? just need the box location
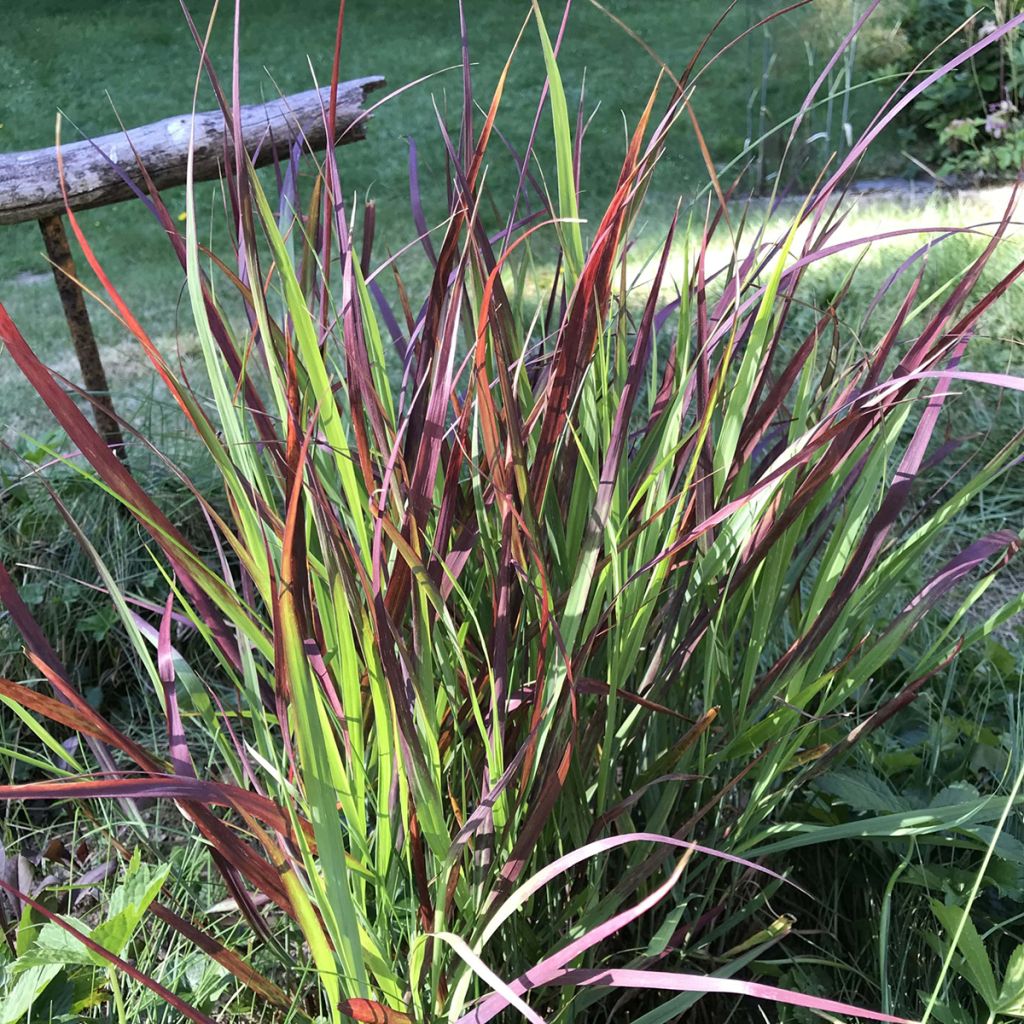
[0,2,1023,1022]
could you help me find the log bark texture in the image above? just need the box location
[0,76,385,225]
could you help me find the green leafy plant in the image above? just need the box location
[899,0,1024,181]
[1,851,169,1024]
[0,2,1022,1023]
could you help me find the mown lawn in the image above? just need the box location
[0,0,906,444]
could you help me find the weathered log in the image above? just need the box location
[0,76,385,225]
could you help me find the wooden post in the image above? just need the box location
[38,214,128,460]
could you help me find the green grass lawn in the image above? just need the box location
[0,0,907,447]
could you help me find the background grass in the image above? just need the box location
[0,0,908,444]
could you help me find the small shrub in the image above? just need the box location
[899,0,1024,181]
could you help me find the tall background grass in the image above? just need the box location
[0,3,1023,1023]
